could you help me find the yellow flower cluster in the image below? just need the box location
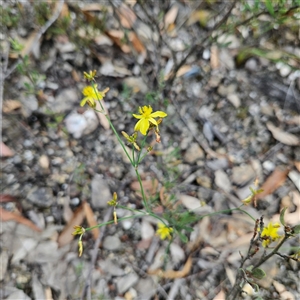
[72,225,85,257]
[156,222,173,240]
[261,222,282,248]
[80,85,109,108]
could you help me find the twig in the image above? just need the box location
[234,6,299,29]
[5,0,65,79]
[165,0,238,88]
[169,92,219,158]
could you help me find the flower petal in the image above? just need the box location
[80,98,87,107]
[148,117,158,126]
[139,119,150,135]
[133,113,142,119]
[150,111,167,118]
[134,119,143,131]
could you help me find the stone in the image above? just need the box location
[53,88,78,113]
[214,170,231,192]
[231,165,256,186]
[227,93,241,108]
[27,187,54,208]
[184,143,204,163]
[91,174,112,208]
[117,273,139,294]
[102,235,121,250]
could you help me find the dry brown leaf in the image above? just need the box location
[117,3,136,29]
[44,287,53,300]
[213,289,226,300]
[71,70,81,82]
[164,5,178,30]
[58,2,69,18]
[105,30,131,53]
[129,32,146,55]
[0,207,41,232]
[0,194,18,203]
[266,122,300,146]
[210,46,219,69]
[256,166,289,200]
[176,65,192,77]
[57,203,85,247]
[81,3,105,11]
[21,30,39,57]
[83,202,99,240]
[0,141,14,157]
[148,256,192,279]
[294,161,300,172]
[3,100,22,113]
[95,100,110,130]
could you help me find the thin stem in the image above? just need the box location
[85,213,146,231]
[117,205,168,226]
[253,235,289,269]
[92,84,134,166]
[134,167,150,212]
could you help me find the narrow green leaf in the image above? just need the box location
[280,207,287,226]
[178,231,188,243]
[292,224,300,234]
[251,268,266,280]
[265,0,275,16]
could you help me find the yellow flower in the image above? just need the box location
[133,106,167,135]
[83,70,97,81]
[156,223,173,240]
[261,222,281,247]
[107,192,118,206]
[80,85,109,108]
[72,225,85,236]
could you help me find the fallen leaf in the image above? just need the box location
[0,142,14,157]
[71,70,81,82]
[148,256,192,279]
[164,5,178,30]
[57,203,85,247]
[58,2,69,18]
[83,201,99,240]
[210,46,219,69]
[105,30,131,53]
[266,122,300,146]
[81,3,105,11]
[213,289,226,300]
[0,194,18,203]
[117,3,136,29]
[256,166,289,200]
[0,207,41,232]
[21,30,40,57]
[176,65,192,77]
[2,100,22,113]
[294,161,300,172]
[129,32,146,55]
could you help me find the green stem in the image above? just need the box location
[92,86,134,166]
[117,205,168,226]
[134,167,150,212]
[85,213,146,231]
[253,235,289,269]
